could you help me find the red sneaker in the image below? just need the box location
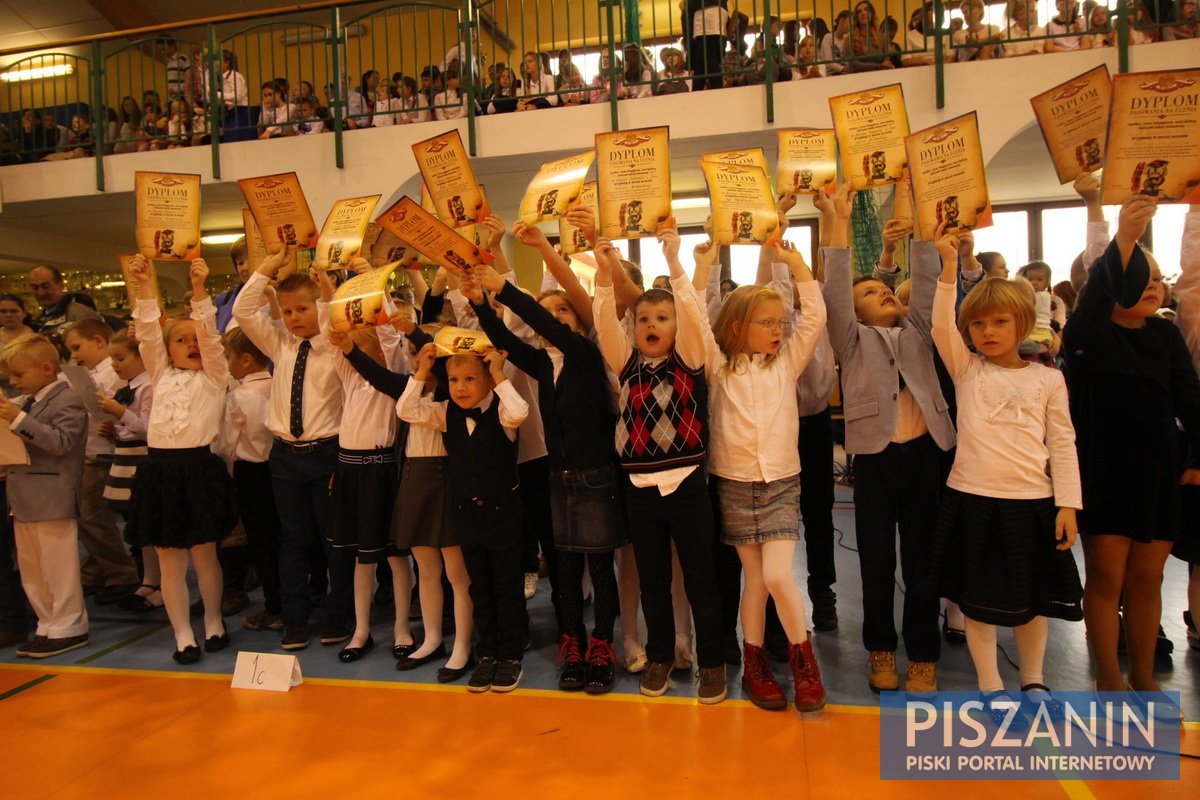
[741,642,787,710]
[788,637,827,712]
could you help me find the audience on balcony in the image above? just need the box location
[4,1,1190,165]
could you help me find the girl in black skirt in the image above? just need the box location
[125,255,237,664]
[1064,192,1200,698]
[324,325,413,664]
[98,329,162,613]
[927,227,1083,714]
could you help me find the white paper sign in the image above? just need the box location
[230,651,303,692]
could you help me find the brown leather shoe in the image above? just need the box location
[868,650,900,692]
[696,665,727,705]
[639,661,672,697]
[905,661,938,694]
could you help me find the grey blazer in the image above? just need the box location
[823,242,956,456]
[6,381,88,522]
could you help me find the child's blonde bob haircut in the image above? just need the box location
[0,333,60,371]
[957,277,1036,341]
[712,285,788,371]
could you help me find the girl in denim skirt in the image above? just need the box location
[675,231,829,713]
[466,228,628,695]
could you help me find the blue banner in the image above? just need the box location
[879,691,1181,780]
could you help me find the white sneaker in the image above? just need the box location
[523,572,538,600]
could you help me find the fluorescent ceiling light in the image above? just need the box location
[201,233,243,245]
[1,63,74,82]
[96,281,126,289]
[671,196,710,210]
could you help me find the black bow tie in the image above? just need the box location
[462,407,484,422]
[114,386,135,406]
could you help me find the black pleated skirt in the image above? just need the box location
[125,446,237,549]
[394,457,456,549]
[329,449,401,563]
[924,488,1083,626]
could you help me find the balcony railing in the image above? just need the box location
[0,0,1192,191]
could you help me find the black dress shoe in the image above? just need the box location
[205,627,231,653]
[392,640,419,660]
[437,656,477,683]
[339,635,375,663]
[396,642,447,671]
[173,644,202,664]
[942,615,966,645]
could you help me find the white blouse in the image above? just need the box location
[931,281,1081,507]
[136,296,229,449]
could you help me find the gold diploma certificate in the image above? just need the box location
[520,151,596,225]
[237,172,318,251]
[314,195,381,270]
[904,112,992,241]
[701,148,770,171]
[376,197,494,277]
[329,265,400,333]
[366,224,418,268]
[1030,65,1112,184]
[242,209,298,274]
[434,326,494,357]
[776,129,838,196]
[559,181,598,257]
[412,130,490,227]
[892,171,915,228]
[829,84,910,189]
[1102,69,1200,204]
[135,171,201,261]
[702,162,781,247]
[595,127,673,240]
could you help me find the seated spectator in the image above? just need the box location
[781,19,802,66]
[14,107,49,160]
[256,81,294,139]
[722,10,752,86]
[1045,0,1093,51]
[43,114,93,160]
[290,79,318,107]
[1165,0,1198,38]
[844,1,896,72]
[558,62,589,104]
[589,50,624,104]
[295,97,325,134]
[358,70,381,127]
[793,35,825,79]
[114,96,142,153]
[818,12,851,75]
[656,47,691,93]
[419,65,443,107]
[902,2,956,65]
[517,51,559,110]
[622,44,655,98]
[555,48,575,89]
[434,68,467,120]
[881,16,904,67]
[482,64,519,114]
[1083,0,1115,46]
[142,89,162,116]
[166,99,188,148]
[1130,0,1161,42]
[40,110,70,152]
[955,0,1003,59]
[139,103,167,150]
[1002,0,1047,56]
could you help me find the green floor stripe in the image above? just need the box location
[0,673,55,701]
[74,624,170,665]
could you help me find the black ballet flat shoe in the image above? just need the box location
[396,642,447,672]
[204,627,231,653]
[173,644,202,665]
[942,614,966,645]
[437,656,477,683]
[392,640,419,660]
[339,635,376,663]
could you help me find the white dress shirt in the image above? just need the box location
[231,272,343,441]
[216,372,273,464]
[397,378,528,441]
[113,371,152,442]
[86,356,122,457]
[136,297,229,448]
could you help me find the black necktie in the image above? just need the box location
[290,340,311,439]
[114,385,135,406]
[21,396,34,413]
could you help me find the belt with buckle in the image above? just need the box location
[275,436,338,455]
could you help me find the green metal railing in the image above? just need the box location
[0,0,1180,190]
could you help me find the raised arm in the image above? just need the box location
[513,219,595,332]
[931,228,973,381]
[905,237,944,343]
[188,259,228,390]
[591,238,635,374]
[128,255,169,382]
[1072,173,1109,291]
[231,248,290,358]
[396,343,447,430]
[772,241,827,377]
[820,183,859,359]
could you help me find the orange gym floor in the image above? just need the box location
[2,662,1197,799]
